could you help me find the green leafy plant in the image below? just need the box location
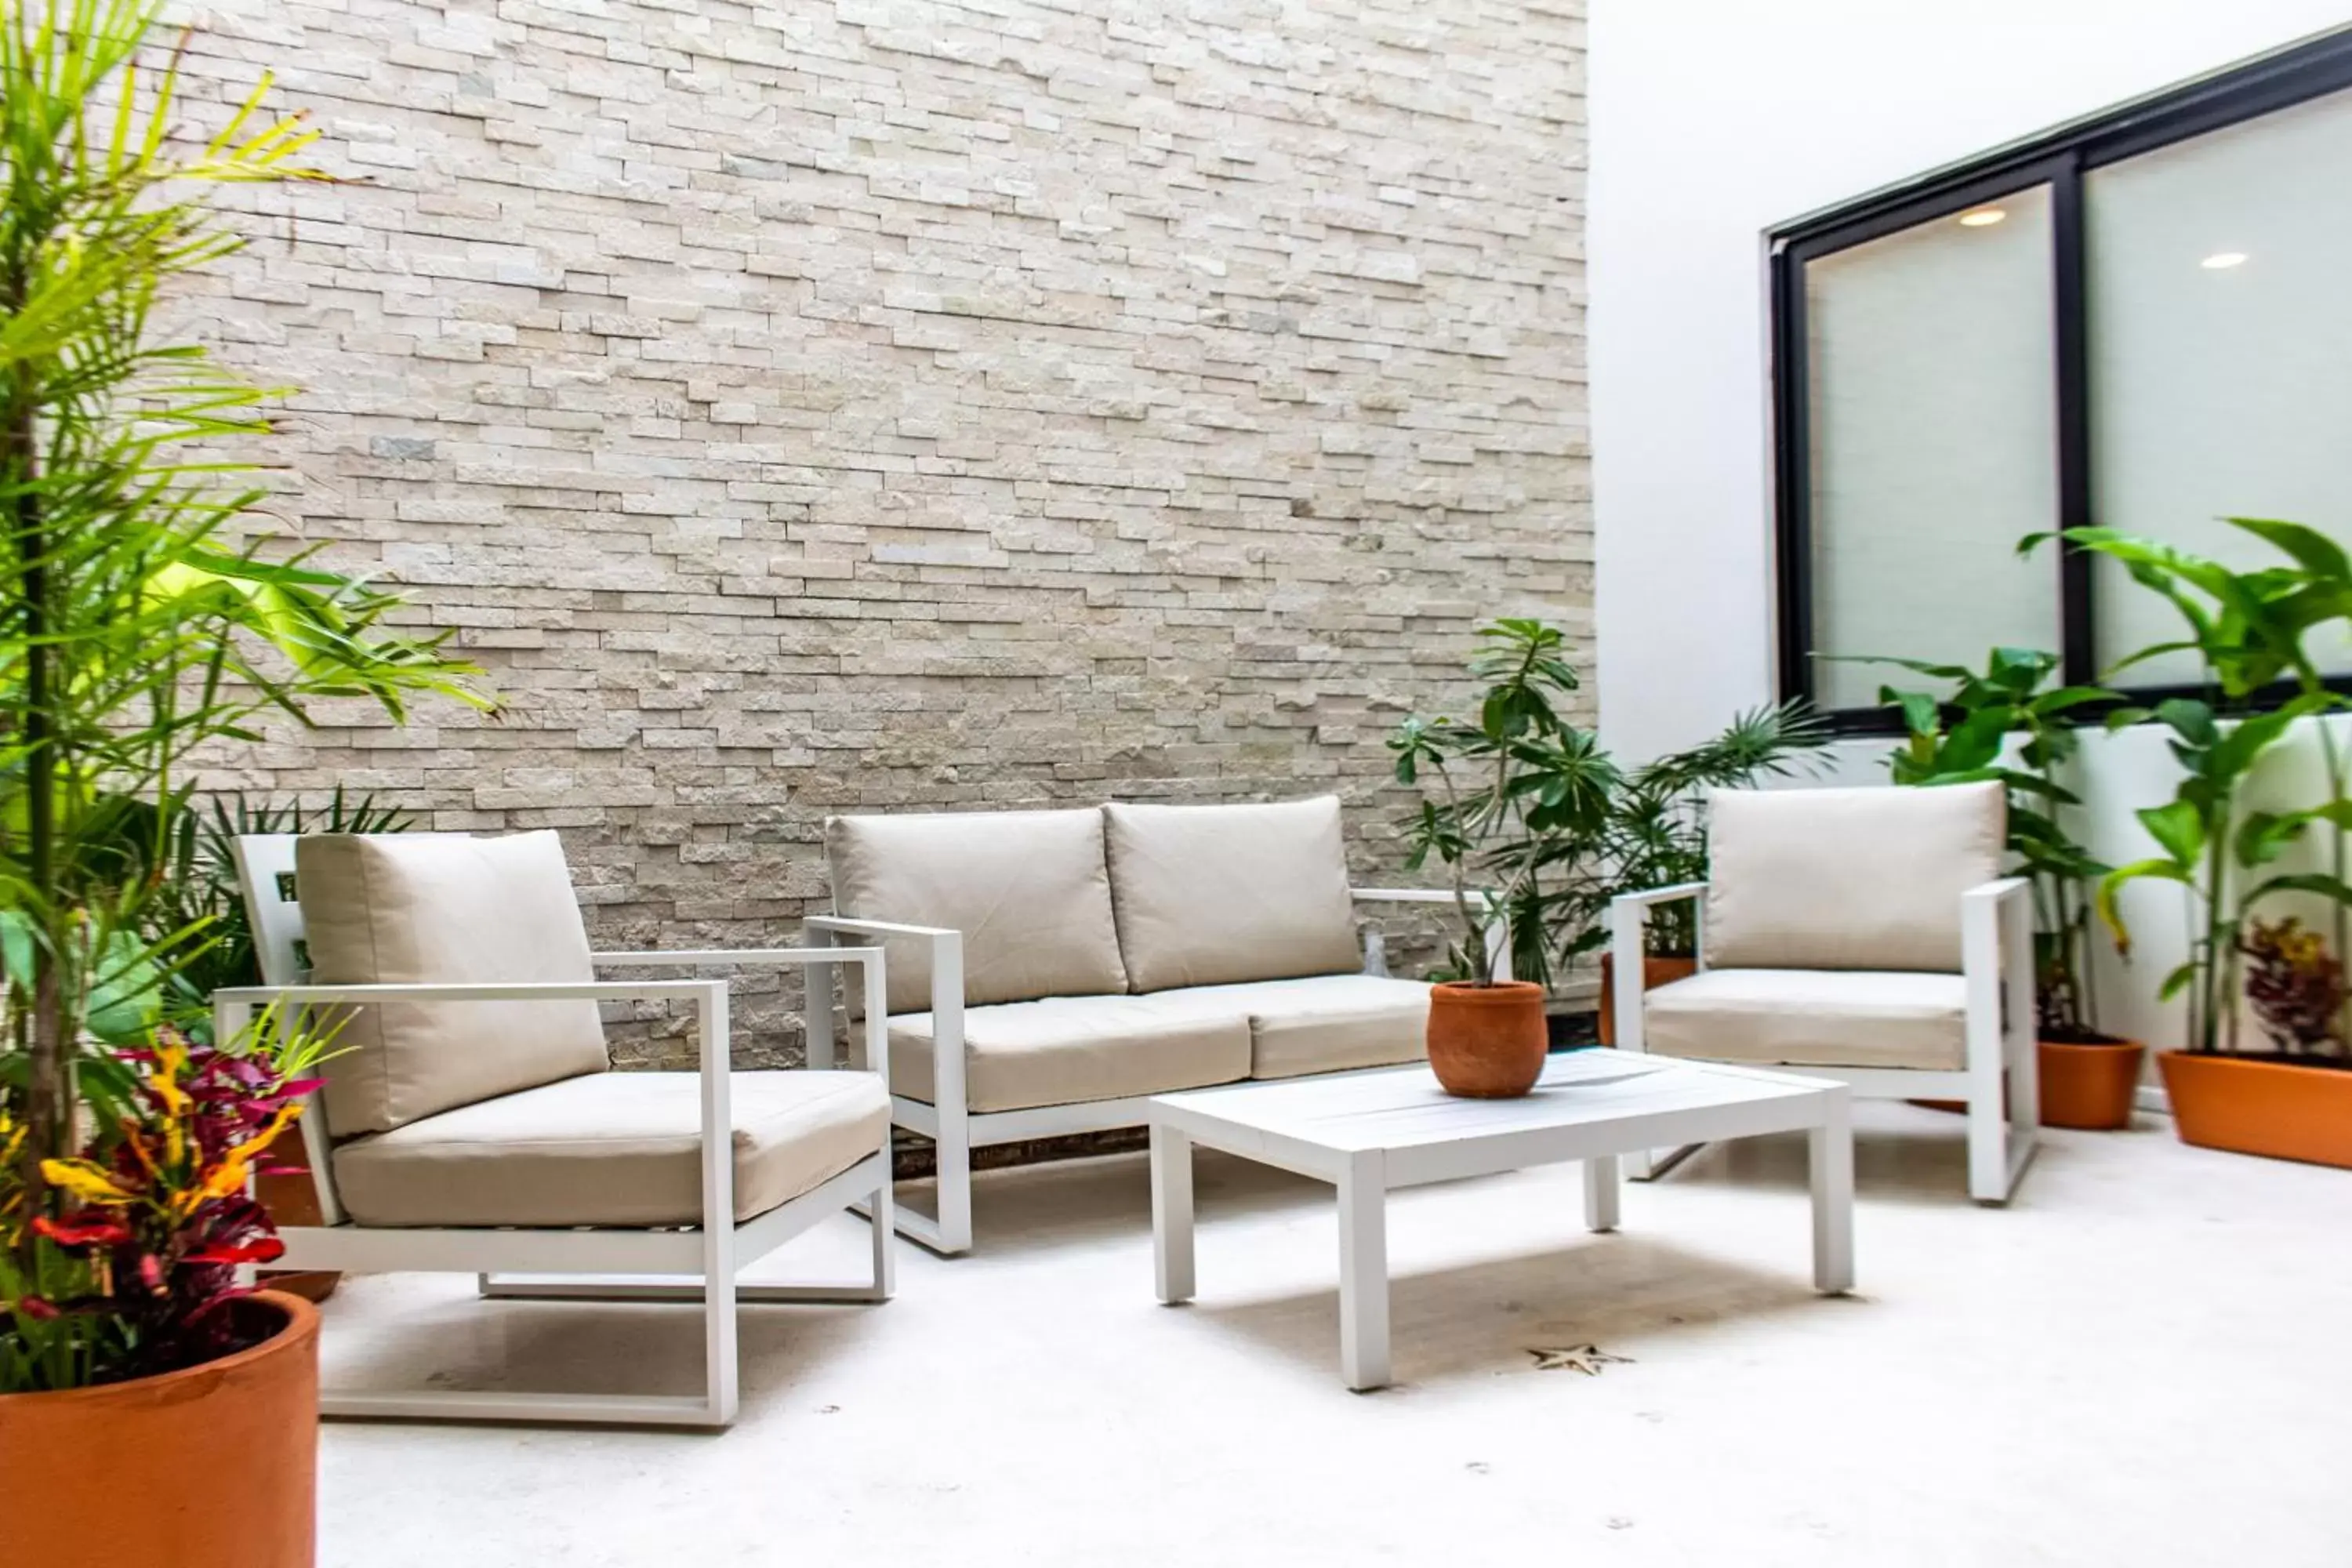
[1841,647,2115,1038]
[1390,620,1618,985]
[2025,523,2352,1056]
[1,0,486,1389]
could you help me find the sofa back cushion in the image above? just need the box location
[1103,797,1363,992]
[1704,782,2005,973]
[295,831,609,1138]
[825,807,1130,1014]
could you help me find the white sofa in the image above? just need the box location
[806,795,1464,1254]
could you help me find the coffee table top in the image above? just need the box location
[1150,1048,1835,1156]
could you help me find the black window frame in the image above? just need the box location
[1769,25,2352,733]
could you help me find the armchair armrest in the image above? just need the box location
[594,946,890,1086]
[1608,884,1708,1053]
[1610,881,1707,909]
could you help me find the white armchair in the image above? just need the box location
[222,829,897,1428]
[1610,782,2038,1204]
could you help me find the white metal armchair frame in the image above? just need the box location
[808,888,1503,1257]
[1610,877,2039,1204]
[223,837,897,1429]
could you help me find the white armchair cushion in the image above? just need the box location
[877,995,1250,1112]
[1704,782,2004,972]
[295,831,609,1137]
[330,1070,890,1229]
[1643,968,1969,1071]
[826,807,1129,1014]
[1102,797,1362,992]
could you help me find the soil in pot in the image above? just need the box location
[2160,1049,2352,1169]
[1428,980,1548,1098]
[0,1290,320,1568]
[1596,953,1697,1045]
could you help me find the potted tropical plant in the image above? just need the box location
[2042,522,2352,1166]
[0,5,485,1563]
[1845,647,2145,1128]
[1582,701,1828,1042]
[1390,620,1617,1096]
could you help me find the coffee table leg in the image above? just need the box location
[1152,1123,1196,1305]
[1809,1089,1855,1294]
[1338,1150,1390,1391]
[1584,1155,1621,1232]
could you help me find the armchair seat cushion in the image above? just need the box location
[331,1070,890,1229]
[1139,975,1431,1079]
[883,995,1252,1112]
[1642,968,1969,1071]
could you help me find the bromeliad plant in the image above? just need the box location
[1390,620,1619,986]
[2,0,486,1389]
[1842,647,2116,1040]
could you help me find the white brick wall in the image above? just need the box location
[172,0,1592,1061]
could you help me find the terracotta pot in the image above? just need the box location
[1428,980,1549,1098]
[1596,952,1698,1045]
[2159,1050,2352,1169]
[0,1290,319,1568]
[2038,1037,2146,1131]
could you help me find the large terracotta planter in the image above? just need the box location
[2159,1050,2352,1169]
[2038,1037,2146,1131]
[1428,980,1548,1098]
[0,1290,319,1568]
[1595,952,1698,1045]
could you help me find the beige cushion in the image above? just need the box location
[332,1070,890,1228]
[296,832,609,1138]
[877,994,1251,1112]
[1643,968,1970,1070]
[1704,783,2004,972]
[1141,975,1431,1079]
[826,808,1129,1014]
[1103,797,1362,992]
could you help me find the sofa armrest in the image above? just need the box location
[803,917,965,1118]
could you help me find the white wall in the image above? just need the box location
[1588,0,2352,1053]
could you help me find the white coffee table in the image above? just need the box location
[1148,1048,1853,1390]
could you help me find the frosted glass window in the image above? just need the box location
[2088,88,2352,681]
[1804,187,2063,711]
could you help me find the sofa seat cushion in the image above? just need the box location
[1103,797,1363,991]
[296,830,610,1138]
[1140,975,1431,1079]
[880,996,1252,1113]
[332,1070,890,1229]
[1642,968,1969,1071]
[826,806,1129,1014]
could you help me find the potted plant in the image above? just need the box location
[0,6,484,1563]
[1846,647,2145,1128]
[1391,620,1617,1095]
[2045,523,2352,1165]
[1584,701,1828,1042]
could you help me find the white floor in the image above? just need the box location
[315,1100,2352,1567]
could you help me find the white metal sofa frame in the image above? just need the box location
[808,888,1498,1256]
[220,834,897,1428]
[1609,877,2039,1204]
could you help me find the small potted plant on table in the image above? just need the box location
[1391,621,1616,1096]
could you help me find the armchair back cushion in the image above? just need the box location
[294,831,609,1138]
[1104,796,1362,992]
[1703,782,2005,973]
[826,807,1130,1014]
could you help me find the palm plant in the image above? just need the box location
[2,0,485,1388]
[1841,647,2114,1037]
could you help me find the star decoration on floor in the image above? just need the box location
[1527,1345,1635,1376]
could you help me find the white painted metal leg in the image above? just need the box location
[1584,1154,1621,1232]
[869,1171,896,1301]
[1337,1150,1390,1392]
[1809,1091,1855,1295]
[1152,1123,1196,1305]
[699,988,740,1428]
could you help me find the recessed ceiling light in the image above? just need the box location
[1958,209,2006,227]
[2201,252,2249,269]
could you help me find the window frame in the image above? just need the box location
[1769,27,2352,732]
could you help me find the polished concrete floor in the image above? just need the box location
[315,1100,2352,1566]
